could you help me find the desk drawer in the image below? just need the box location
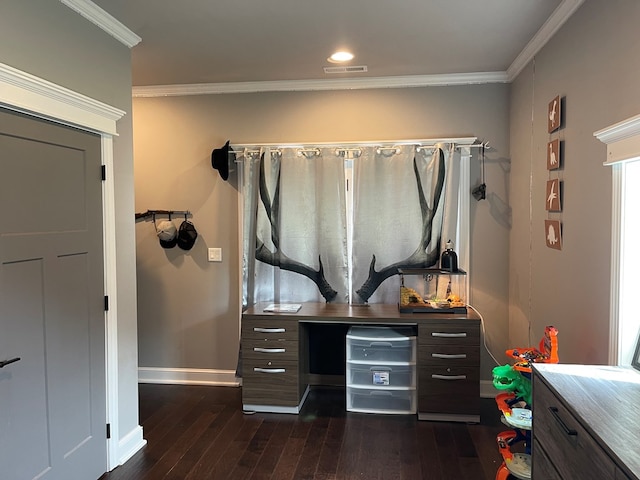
[347,337,416,364]
[243,339,298,360]
[242,321,298,343]
[533,377,617,480]
[532,438,562,480]
[347,386,416,414]
[347,363,416,389]
[419,345,479,366]
[418,365,479,415]
[419,323,479,346]
[242,358,299,405]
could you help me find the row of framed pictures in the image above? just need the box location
[545,95,562,251]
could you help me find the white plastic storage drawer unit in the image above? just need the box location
[346,326,417,414]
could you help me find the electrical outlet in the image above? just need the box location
[208,248,222,262]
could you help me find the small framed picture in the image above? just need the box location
[545,179,561,212]
[548,95,561,133]
[545,220,562,250]
[547,139,560,170]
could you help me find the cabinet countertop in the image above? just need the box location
[534,363,640,479]
[243,302,479,323]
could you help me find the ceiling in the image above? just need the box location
[87,0,582,93]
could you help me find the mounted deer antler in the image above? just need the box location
[355,149,446,302]
[255,153,338,302]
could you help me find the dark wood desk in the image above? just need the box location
[242,303,480,421]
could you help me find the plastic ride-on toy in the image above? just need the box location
[492,326,559,480]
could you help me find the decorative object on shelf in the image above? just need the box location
[398,268,467,313]
[546,139,560,170]
[211,140,234,181]
[545,179,561,212]
[440,239,458,271]
[544,219,562,250]
[548,95,561,133]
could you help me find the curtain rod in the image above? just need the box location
[230,137,482,151]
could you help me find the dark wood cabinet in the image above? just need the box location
[242,303,480,420]
[532,364,640,480]
[241,315,306,412]
[417,320,480,422]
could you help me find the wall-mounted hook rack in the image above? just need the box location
[135,209,191,221]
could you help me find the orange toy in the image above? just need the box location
[505,326,558,373]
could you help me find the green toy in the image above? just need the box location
[492,364,532,406]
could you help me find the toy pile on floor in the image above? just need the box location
[492,326,559,480]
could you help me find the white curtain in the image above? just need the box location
[351,144,459,303]
[242,147,349,305]
[241,143,461,305]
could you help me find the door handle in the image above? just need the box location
[0,357,21,368]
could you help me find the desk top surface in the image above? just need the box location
[243,302,479,323]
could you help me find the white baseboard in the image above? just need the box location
[480,379,499,398]
[117,425,146,467]
[138,367,241,387]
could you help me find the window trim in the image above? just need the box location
[594,113,640,365]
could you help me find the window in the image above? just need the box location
[595,114,640,365]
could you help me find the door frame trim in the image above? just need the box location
[0,61,125,470]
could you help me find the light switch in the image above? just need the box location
[208,247,222,262]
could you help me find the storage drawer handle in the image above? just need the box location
[432,332,467,338]
[370,342,393,347]
[253,327,286,333]
[369,366,392,372]
[431,353,467,359]
[253,347,286,353]
[549,407,577,436]
[431,374,467,380]
[253,367,286,374]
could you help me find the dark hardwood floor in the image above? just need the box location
[101,384,507,480]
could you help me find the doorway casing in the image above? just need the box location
[0,61,144,470]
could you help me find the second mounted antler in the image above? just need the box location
[355,149,446,302]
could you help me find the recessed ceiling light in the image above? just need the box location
[327,51,354,63]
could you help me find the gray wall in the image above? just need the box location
[1,0,140,451]
[509,0,640,364]
[133,84,511,378]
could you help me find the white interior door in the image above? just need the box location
[0,108,107,480]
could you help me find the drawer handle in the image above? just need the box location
[253,347,286,353]
[431,353,467,359]
[370,342,393,347]
[253,327,286,333]
[432,374,467,380]
[369,366,392,372]
[549,407,578,436]
[253,367,286,374]
[432,332,467,338]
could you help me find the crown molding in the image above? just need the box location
[59,0,141,48]
[132,71,509,97]
[594,114,640,145]
[507,0,585,81]
[0,62,125,135]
